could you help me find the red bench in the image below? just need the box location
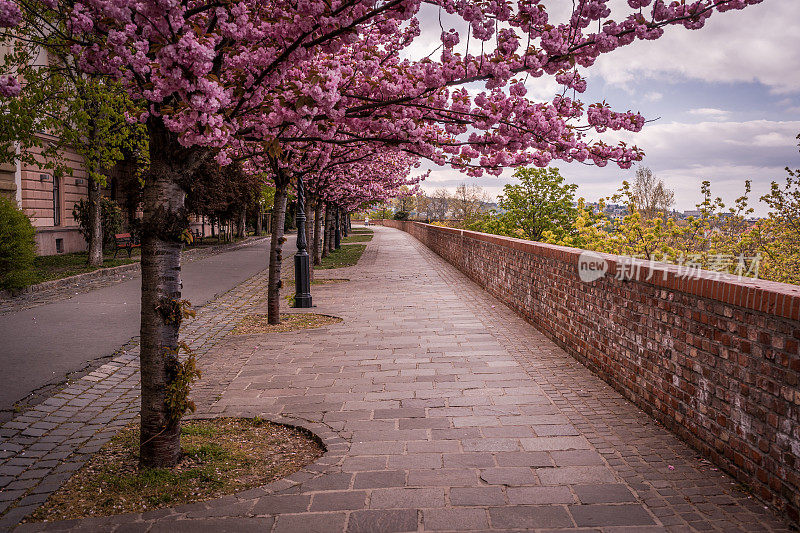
[113,232,140,258]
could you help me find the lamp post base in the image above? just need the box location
[294,253,313,308]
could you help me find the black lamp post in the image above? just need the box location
[294,174,312,308]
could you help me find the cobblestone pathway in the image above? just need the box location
[5,227,794,532]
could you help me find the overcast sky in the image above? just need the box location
[413,0,800,216]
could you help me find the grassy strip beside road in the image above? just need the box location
[342,234,372,243]
[12,235,266,291]
[317,244,366,269]
[30,251,140,284]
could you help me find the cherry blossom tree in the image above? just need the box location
[309,149,424,256]
[249,139,422,325]
[0,0,763,467]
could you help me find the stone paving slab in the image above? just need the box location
[5,226,795,532]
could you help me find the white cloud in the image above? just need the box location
[643,91,663,103]
[589,0,800,94]
[731,131,796,148]
[624,119,800,161]
[688,108,731,120]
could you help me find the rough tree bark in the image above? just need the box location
[334,205,341,249]
[305,196,315,279]
[313,199,323,266]
[329,204,338,253]
[254,204,262,236]
[138,122,204,468]
[86,120,103,267]
[305,196,313,256]
[322,203,331,258]
[87,177,103,267]
[267,170,289,325]
[236,206,246,239]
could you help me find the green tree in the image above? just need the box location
[392,186,414,215]
[545,179,769,280]
[756,138,800,284]
[72,197,124,250]
[0,196,36,291]
[0,14,147,267]
[497,167,578,241]
[466,209,515,236]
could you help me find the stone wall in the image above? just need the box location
[378,219,800,523]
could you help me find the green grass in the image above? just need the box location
[318,244,366,269]
[350,228,374,235]
[180,424,221,437]
[342,234,372,243]
[29,250,140,284]
[15,234,257,289]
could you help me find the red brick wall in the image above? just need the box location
[379,220,800,523]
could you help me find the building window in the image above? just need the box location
[55,238,64,254]
[53,173,61,226]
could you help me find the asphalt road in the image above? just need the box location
[0,238,279,414]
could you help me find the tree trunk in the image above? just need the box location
[139,166,187,468]
[323,203,329,254]
[334,205,341,249]
[267,181,289,325]
[87,177,103,266]
[306,198,315,278]
[138,121,207,469]
[341,210,348,238]
[313,200,323,266]
[322,203,330,258]
[329,205,336,252]
[328,203,336,253]
[236,206,246,239]
[305,198,313,257]
[255,204,263,236]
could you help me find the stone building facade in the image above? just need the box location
[0,141,105,255]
